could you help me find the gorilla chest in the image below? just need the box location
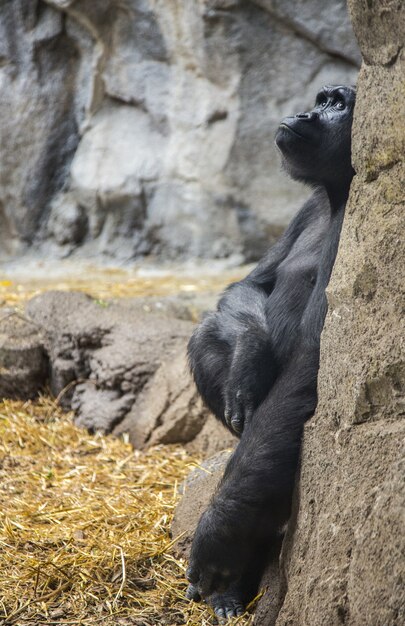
[264,223,329,346]
[275,223,328,289]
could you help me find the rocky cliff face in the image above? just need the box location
[267,2,404,624]
[0,0,359,263]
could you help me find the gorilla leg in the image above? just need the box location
[188,313,232,427]
[186,343,319,604]
[189,300,279,435]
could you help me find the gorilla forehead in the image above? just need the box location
[318,84,356,99]
[321,84,356,91]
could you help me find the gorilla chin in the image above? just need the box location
[275,122,311,144]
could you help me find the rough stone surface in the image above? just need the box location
[253,536,284,626]
[25,291,194,433]
[0,309,48,399]
[185,413,237,458]
[109,291,221,323]
[0,0,359,263]
[18,289,232,454]
[114,346,209,448]
[171,451,232,559]
[0,1,80,257]
[257,2,405,624]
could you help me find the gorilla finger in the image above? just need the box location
[225,607,237,619]
[235,603,245,616]
[224,403,233,428]
[186,565,199,585]
[231,416,243,434]
[185,583,201,601]
[214,606,226,623]
[245,400,254,420]
[235,391,247,425]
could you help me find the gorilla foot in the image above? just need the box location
[209,588,245,622]
[186,583,245,623]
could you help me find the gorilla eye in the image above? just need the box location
[335,100,345,110]
[319,99,327,108]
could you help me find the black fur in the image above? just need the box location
[186,85,356,619]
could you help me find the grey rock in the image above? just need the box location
[0,309,48,399]
[349,0,405,66]
[253,535,284,626]
[0,287,234,451]
[0,1,79,255]
[254,0,361,66]
[108,295,197,322]
[25,290,193,433]
[21,289,228,453]
[185,413,237,458]
[47,192,88,248]
[114,346,210,448]
[0,0,359,263]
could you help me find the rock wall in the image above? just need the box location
[0,0,359,263]
[269,2,405,624]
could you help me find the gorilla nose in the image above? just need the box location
[295,112,318,121]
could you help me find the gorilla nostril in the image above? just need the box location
[295,112,319,121]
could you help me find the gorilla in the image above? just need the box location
[186,85,356,620]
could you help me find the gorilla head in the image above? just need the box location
[275,85,356,189]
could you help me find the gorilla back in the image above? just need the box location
[186,85,356,620]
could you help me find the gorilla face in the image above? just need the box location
[275,85,356,187]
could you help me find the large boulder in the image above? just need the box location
[20,290,235,455]
[1,0,359,263]
[186,413,237,458]
[114,347,210,447]
[256,2,405,624]
[25,291,194,433]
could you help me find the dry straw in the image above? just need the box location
[0,270,245,311]
[0,397,253,625]
[0,274,254,625]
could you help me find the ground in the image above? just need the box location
[0,266,254,626]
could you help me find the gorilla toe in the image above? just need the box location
[209,589,245,623]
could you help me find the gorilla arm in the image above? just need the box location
[218,188,329,433]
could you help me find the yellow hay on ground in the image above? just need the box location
[0,397,254,626]
[0,270,246,310]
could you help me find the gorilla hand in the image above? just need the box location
[224,330,278,435]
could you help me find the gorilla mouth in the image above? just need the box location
[278,123,307,140]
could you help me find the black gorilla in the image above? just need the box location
[186,85,356,619]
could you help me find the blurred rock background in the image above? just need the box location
[0,0,359,264]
